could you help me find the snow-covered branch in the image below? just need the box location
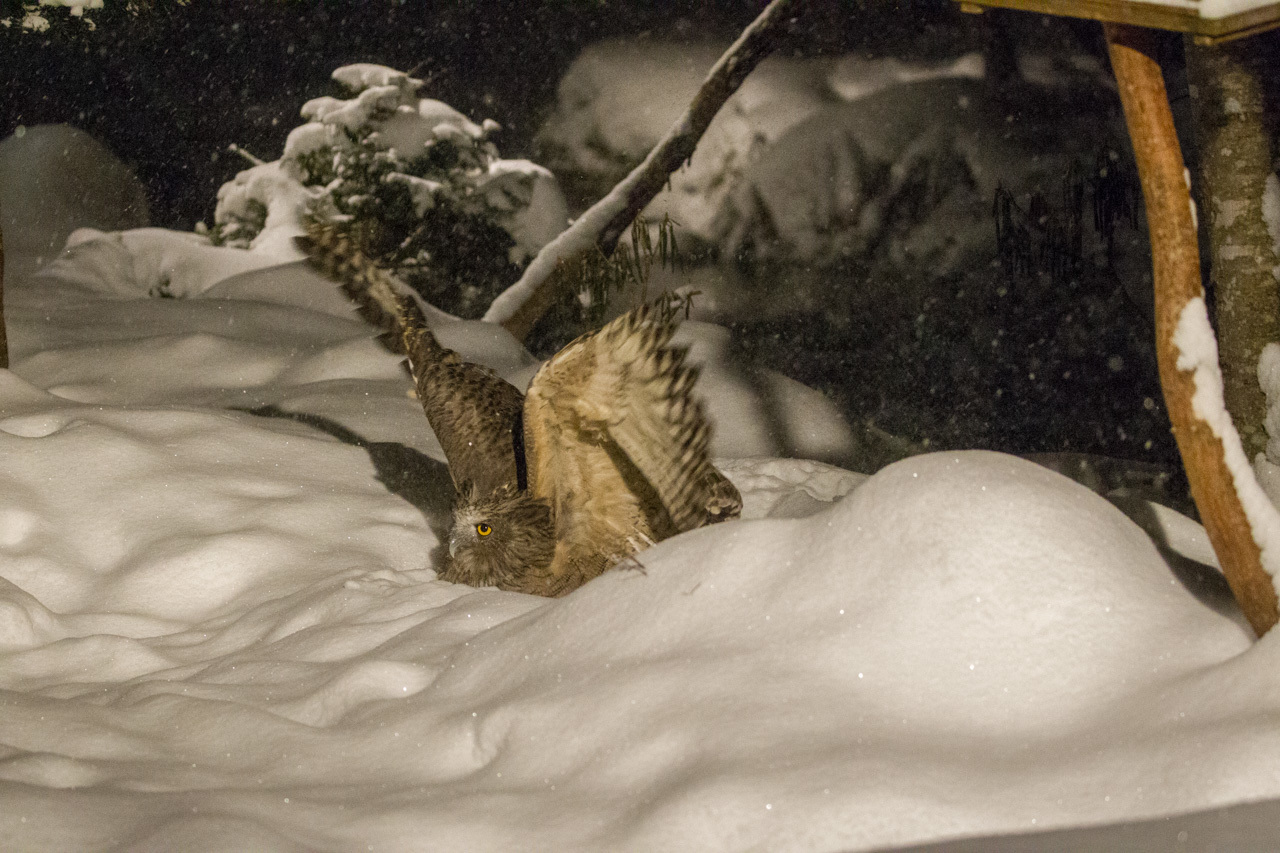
[482,0,801,340]
[1106,22,1280,637]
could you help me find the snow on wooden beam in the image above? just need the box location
[957,0,1280,43]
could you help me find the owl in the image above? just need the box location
[298,220,741,596]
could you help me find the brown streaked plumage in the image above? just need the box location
[298,218,741,596]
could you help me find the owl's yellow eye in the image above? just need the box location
[476,523,493,537]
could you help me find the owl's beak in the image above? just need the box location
[448,534,459,558]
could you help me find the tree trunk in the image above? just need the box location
[0,219,7,369]
[1106,22,1279,637]
[1185,36,1280,461]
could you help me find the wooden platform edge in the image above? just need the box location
[956,0,1280,43]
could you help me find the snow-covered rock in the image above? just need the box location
[705,76,1124,323]
[0,125,149,280]
[536,41,1139,325]
[535,41,991,244]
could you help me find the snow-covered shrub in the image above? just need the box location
[0,0,190,33]
[212,63,568,318]
[1,0,101,31]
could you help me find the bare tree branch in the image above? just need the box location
[483,0,802,341]
[1106,22,1279,637]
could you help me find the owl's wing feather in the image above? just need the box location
[583,309,707,531]
[526,302,739,545]
[297,220,524,497]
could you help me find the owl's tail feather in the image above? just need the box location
[296,216,526,499]
[294,218,428,347]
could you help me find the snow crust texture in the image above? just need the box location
[1,125,1279,852]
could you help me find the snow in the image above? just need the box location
[6,126,1280,851]
[1262,172,1280,280]
[0,126,150,281]
[1253,342,1280,510]
[826,52,986,102]
[1174,298,1280,589]
[476,159,569,265]
[535,42,1106,253]
[385,172,442,216]
[35,0,102,10]
[1055,0,1279,18]
[482,159,633,324]
[2,0,101,30]
[212,160,315,257]
[1127,0,1280,19]
[331,63,425,95]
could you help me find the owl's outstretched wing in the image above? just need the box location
[523,301,740,582]
[297,221,524,497]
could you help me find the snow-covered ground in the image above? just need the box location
[4,125,1280,852]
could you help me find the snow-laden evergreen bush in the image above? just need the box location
[212,63,567,318]
[1,0,101,31]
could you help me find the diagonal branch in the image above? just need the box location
[1105,22,1279,637]
[482,0,802,341]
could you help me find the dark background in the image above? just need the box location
[0,0,1118,227]
[0,0,936,229]
[0,0,1207,492]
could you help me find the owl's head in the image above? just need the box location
[441,483,555,591]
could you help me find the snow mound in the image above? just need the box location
[34,226,297,299]
[0,372,432,629]
[0,422,1269,850]
[0,125,150,280]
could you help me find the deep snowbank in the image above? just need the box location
[1,125,1279,852]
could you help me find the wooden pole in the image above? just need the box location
[1105,22,1278,636]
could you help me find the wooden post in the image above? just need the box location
[1105,22,1279,636]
